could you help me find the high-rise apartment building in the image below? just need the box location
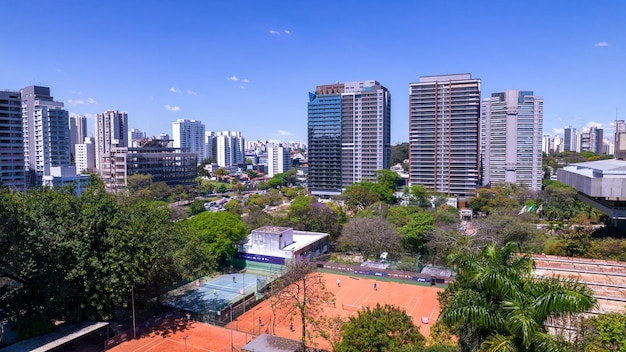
[0,90,26,190]
[75,136,96,174]
[580,126,603,154]
[69,115,88,159]
[128,128,146,147]
[211,131,245,167]
[95,110,128,182]
[205,131,216,162]
[172,119,205,164]
[481,90,543,191]
[542,135,551,154]
[307,80,391,195]
[408,74,480,196]
[563,126,577,152]
[267,144,291,177]
[615,120,626,160]
[20,86,71,187]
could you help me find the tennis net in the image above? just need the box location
[204,284,244,295]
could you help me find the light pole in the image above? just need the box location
[131,285,136,339]
[183,335,188,352]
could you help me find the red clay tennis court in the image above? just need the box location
[108,318,255,352]
[226,272,443,348]
[110,271,443,351]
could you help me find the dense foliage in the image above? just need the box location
[335,303,425,352]
[0,180,212,339]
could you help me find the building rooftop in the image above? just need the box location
[567,159,626,174]
[282,231,328,253]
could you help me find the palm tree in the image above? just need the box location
[439,242,596,352]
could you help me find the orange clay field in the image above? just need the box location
[226,272,443,347]
[110,271,443,352]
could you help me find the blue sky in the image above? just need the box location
[2,0,624,144]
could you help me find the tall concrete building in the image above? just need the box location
[580,126,603,154]
[95,110,128,182]
[563,126,577,152]
[172,119,205,164]
[615,120,626,160]
[212,131,245,167]
[128,128,146,147]
[408,74,480,196]
[481,90,543,191]
[205,131,216,163]
[0,90,26,190]
[267,143,291,177]
[20,86,71,187]
[69,115,88,159]
[75,136,96,174]
[542,135,551,154]
[307,80,391,195]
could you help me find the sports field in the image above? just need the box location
[111,271,442,351]
[108,318,254,352]
[226,272,443,348]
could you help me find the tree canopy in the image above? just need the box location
[439,242,596,352]
[183,211,248,264]
[0,182,212,338]
[335,303,425,352]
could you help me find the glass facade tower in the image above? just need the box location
[481,90,543,191]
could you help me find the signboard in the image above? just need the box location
[236,252,286,265]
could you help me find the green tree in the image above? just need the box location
[375,169,401,197]
[183,211,248,264]
[214,167,228,181]
[405,184,430,206]
[343,182,383,210]
[223,199,242,214]
[189,199,206,215]
[215,183,228,193]
[439,242,596,352]
[398,211,433,253]
[335,303,425,352]
[574,312,626,352]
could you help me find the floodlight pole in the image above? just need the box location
[243,271,246,313]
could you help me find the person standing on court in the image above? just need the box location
[337,278,341,287]
[233,276,236,283]
[374,281,377,290]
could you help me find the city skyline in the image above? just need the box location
[1,1,623,144]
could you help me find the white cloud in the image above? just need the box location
[552,128,564,136]
[269,29,280,35]
[594,41,608,47]
[164,104,181,111]
[586,121,603,128]
[70,90,82,95]
[186,90,198,96]
[227,76,239,81]
[169,87,181,93]
[277,129,293,136]
[242,79,249,83]
[87,98,97,104]
[284,30,291,35]
[239,85,246,89]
